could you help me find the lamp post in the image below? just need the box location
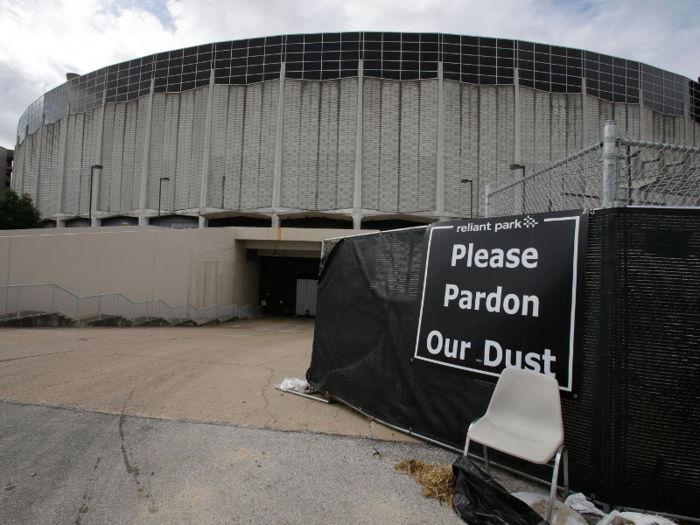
[221,176,226,209]
[510,164,526,212]
[158,177,170,227]
[460,179,473,218]
[88,165,103,223]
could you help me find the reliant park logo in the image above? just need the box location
[523,215,538,228]
[456,215,539,234]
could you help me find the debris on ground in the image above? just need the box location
[597,511,676,525]
[452,457,545,525]
[565,493,606,517]
[515,493,678,525]
[276,378,314,394]
[395,459,677,525]
[514,492,586,525]
[395,459,455,506]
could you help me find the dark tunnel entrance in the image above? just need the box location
[258,256,320,316]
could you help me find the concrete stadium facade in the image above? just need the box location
[12,32,700,229]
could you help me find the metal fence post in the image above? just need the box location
[77,297,81,322]
[51,284,55,313]
[485,184,491,218]
[16,286,20,319]
[601,120,617,208]
[117,294,120,317]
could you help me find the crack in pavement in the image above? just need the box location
[119,383,142,480]
[0,348,80,363]
[118,379,161,515]
[260,367,276,425]
[73,501,89,525]
[73,456,99,525]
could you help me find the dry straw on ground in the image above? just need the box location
[395,459,455,507]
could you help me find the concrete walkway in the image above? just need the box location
[0,317,410,441]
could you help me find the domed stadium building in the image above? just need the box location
[11,32,700,230]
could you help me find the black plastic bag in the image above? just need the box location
[452,456,548,525]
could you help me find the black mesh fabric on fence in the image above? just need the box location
[307,208,700,517]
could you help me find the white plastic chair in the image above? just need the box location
[464,368,569,524]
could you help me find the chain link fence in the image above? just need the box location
[488,121,700,217]
[615,139,700,207]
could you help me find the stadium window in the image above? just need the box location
[322,42,340,52]
[321,70,340,80]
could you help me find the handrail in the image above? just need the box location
[0,283,259,325]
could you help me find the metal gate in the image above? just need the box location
[295,279,318,316]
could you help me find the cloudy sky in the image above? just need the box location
[0,0,698,148]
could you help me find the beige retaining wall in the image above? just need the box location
[0,226,359,308]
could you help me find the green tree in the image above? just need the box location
[0,188,42,230]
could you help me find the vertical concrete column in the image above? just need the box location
[12,133,19,191]
[436,62,445,216]
[352,60,364,230]
[601,120,617,208]
[514,69,522,164]
[92,90,108,226]
[56,104,71,226]
[138,77,156,226]
[20,125,28,195]
[199,69,216,229]
[639,89,645,140]
[272,63,286,210]
[582,78,589,146]
[34,114,45,211]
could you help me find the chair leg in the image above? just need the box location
[547,445,565,525]
[562,447,569,501]
[465,420,491,474]
[464,421,478,457]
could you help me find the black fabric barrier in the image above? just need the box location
[307,208,700,517]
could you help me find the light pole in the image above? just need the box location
[88,165,103,223]
[510,164,526,212]
[221,176,226,209]
[158,177,170,227]
[460,179,473,218]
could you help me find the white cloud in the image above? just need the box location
[0,0,698,147]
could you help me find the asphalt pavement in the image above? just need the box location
[1,402,464,525]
